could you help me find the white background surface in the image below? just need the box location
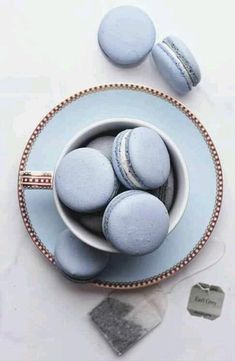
[1,0,235,360]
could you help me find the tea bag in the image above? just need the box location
[90,287,167,356]
[90,240,225,355]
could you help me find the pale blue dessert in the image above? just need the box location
[78,212,103,235]
[152,35,201,94]
[55,230,110,281]
[55,148,118,213]
[151,168,175,211]
[102,191,169,255]
[112,127,170,190]
[98,6,156,66]
[87,135,114,160]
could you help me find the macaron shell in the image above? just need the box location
[78,212,103,235]
[151,168,175,211]
[98,6,156,65]
[128,127,170,188]
[103,191,169,255]
[152,43,191,95]
[55,230,110,280]
[87,135,114,160]
[164,35,201,86]
[55,148,118,213]
[102,190,141,238]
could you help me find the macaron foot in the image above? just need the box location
[55,229,110,281]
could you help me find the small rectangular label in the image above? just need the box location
[187,283,225,320]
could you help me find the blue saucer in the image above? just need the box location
[18,85,222,289]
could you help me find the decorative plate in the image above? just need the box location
[18,84,223,289]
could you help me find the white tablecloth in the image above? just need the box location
[1,1,234,360]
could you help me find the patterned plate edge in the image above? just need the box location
[17,83,223,289]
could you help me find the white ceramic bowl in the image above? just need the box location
[53,118,189,252]
[20,118,189,252]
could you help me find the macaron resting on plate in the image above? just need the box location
[112,127,170,189]
[102,190,169,255]
[152,35,201,94]
[55,148,118,213]
[98,6,156,66]
[55,230,110,281]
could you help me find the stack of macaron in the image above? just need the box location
[54,126,175,282]
[98,6,201,94]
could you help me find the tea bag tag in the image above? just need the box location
[187,283,225,320]
[89,287,167,356]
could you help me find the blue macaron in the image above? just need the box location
[102,190,169,255]
[112,127,170,190]
[78,212,103,235]
[151,168,175,211]
[98,6,156,66]
[55,230,110,281]
[152,35,201,94]
[55,148,118,213]
[87,135,114,161]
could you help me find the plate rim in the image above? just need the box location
[17,83,223,289]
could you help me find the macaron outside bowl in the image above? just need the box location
[152,35,201,94]
[98,6,156,66]
[55,229,110,281]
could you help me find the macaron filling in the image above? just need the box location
[114,129,149,189]
[163,38,200,86]
[158,42,193,90]
[120,130,146,188]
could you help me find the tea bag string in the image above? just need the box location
[162,241,226,295]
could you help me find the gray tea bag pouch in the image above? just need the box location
[89,287,167,356]
[187,283,225,320]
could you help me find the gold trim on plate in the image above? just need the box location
[17,84,223,289]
